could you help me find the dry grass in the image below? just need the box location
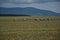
[0,16,60,40]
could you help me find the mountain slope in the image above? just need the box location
[0,7,60,16]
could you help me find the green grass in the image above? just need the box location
[0,16,60,40]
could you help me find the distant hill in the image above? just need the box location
[0,7,60,16]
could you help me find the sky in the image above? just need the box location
[0,0,60,13]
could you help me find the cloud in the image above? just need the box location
[0,0,34,4]
[0,2,60,13]
[0,0,60,4]
[9,0,32,3]
[0,0,60,13]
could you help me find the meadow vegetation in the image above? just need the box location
[0,16,60,40]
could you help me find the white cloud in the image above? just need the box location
[0,2,60,13]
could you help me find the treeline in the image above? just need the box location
[0,14,31,16]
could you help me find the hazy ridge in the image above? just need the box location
[0,7,60,16]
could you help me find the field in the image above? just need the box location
[0,16,60,40]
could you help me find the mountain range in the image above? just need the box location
[0,7,60,16]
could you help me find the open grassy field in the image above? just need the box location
[0,16,60,40]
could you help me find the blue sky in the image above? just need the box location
[0,0,60,13]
